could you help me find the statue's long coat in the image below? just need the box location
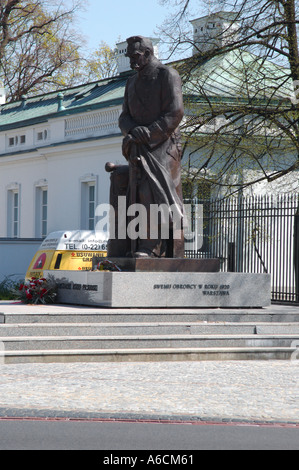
[118,57,185,257]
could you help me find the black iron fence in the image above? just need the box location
[184,194,299,304]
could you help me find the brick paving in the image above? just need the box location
[0,361,298,424]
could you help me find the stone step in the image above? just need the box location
[1,346,296,364]
[2,310,299,324]
[1,305,298,363]
[1,334,299,351]
[0,322,299,336]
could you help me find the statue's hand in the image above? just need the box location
[131,126,151,145]
[122,135,134,160]
[129,155,140,167]
[122,135,140,166]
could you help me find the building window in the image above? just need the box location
[35,184,48,238]
[7,187,20,238]
[7,135,26,147]
[36,129,49,143]
[13,192,19,237]
[88,184,95,230]
[80,175,97,230]
[41,189,48,238]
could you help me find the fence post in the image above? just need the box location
[228,242,236,272]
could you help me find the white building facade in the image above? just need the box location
[0,78,128,279]
[0,108,123,238]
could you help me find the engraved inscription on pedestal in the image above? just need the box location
[46,270,271,308]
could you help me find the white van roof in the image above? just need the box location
[39,231,108,251]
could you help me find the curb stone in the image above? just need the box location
[0,408,298,427]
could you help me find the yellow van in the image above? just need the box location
[26,231,107,280]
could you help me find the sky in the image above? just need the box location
[79,0,174,50]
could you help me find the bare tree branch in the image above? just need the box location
[0,0,85,101]
[158,0,299,196]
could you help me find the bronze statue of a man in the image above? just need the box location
[107,35,185,258]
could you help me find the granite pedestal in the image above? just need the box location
[92,257,220,272]
[45,269,271,308]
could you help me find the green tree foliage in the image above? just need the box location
[83,41,118,81]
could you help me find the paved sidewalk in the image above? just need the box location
[0,301,298,424]
[0,360,298,424]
